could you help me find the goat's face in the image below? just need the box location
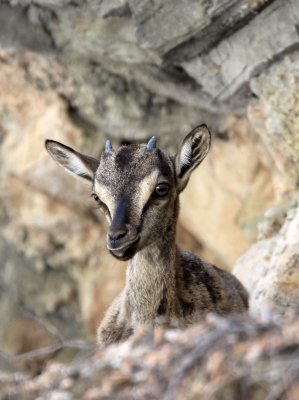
[93,144,177,260]
[46,125,211,261]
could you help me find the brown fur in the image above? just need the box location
[45,125,249,346]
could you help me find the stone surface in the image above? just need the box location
[248,56,299,194]
[182,0,299,108]
[1,0,297,113]
[180,117,276,267]
[129,0,273,60]
[234,202,299,315]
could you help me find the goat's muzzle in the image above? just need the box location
[107,224,139,261]
[107,198,139,260]
[107,234,140,261]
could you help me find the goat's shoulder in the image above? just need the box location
[178,250,249,312]
[179,250,226,293]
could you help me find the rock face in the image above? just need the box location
[181,56,299,266]
[234,202,299,315]
[180,117,276,266]
[0,0,298,374]
[248,57,299,194]
[232,58,299,314]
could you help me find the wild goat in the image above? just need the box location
[46,125,248,345]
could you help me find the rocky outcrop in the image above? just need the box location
[181,55,299,266]
[248,56,299,194]
[232,58,299,315]
[234,201,299,315]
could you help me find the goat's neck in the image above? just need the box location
[127,232,178,324]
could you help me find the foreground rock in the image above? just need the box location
[0,314,298,400]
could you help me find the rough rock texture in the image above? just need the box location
[232,57,299,314]
[234,201,299,315]
[180,117,276,265]
[0,314,298,400]
[248,56,299,194]
[181,55,299,265]
[0,0,298,375]
[182,0,299,108]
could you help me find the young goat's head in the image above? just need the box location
[46,125,211,261]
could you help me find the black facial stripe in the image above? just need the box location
[156,149,173,178]
[110,198,128,229]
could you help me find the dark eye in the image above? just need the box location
[154,183,169,197]
[91,193,100,202]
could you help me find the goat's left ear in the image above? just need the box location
[175,124,211,192]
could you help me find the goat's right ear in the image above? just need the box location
[175,125,211,192]
[45,140,99,184]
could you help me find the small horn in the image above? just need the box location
[105,140,113,153]
[147,136,157,150]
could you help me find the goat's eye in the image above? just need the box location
[155,183,169,197]
[92,193,100,202]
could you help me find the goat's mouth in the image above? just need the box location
[107,236,140,261]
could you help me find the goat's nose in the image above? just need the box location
[108,225,127,242]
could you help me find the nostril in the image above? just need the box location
[108,226,127,241]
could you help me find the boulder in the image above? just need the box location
[234,202,299,315]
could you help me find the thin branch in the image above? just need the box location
[0,340,98,364]
[0,303,98,367]
[19,307,65,343]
